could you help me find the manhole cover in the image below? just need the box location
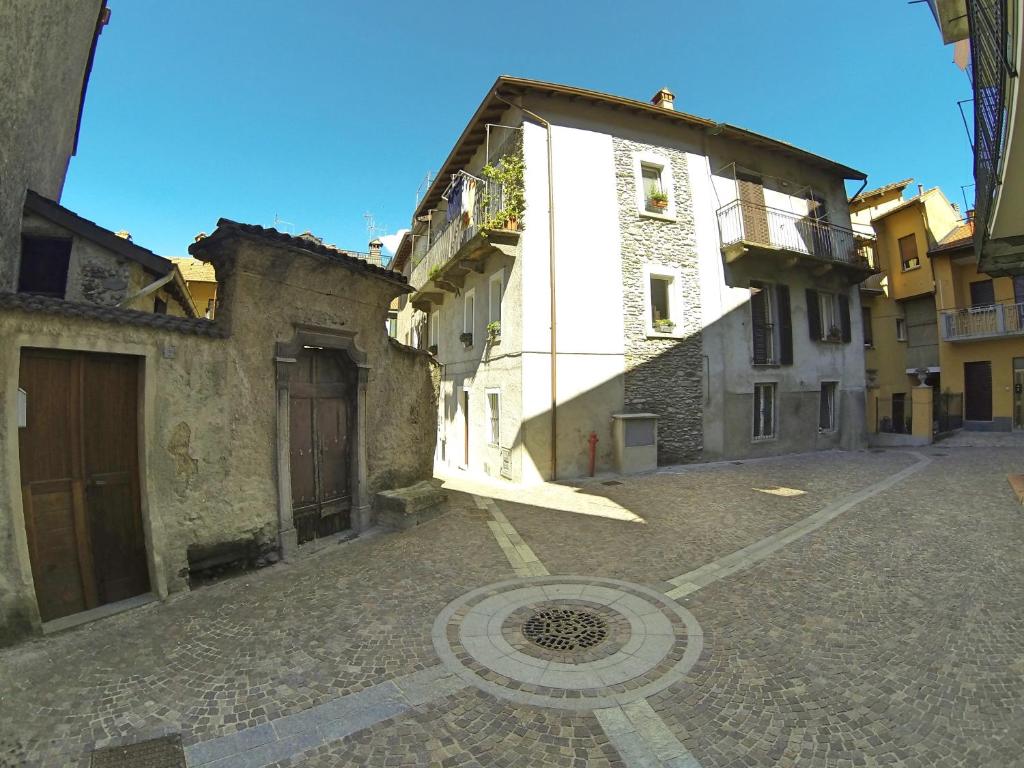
[522,608,608,651]
[91,735,185,768]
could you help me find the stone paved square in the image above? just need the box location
[2,446,1023,767]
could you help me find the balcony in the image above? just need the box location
[716,199,876,284]
[940,301,1024,341]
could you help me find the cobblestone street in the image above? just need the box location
[2,446,1023,767]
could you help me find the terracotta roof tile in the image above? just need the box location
[931,220,975,253]
[850,178,913,203]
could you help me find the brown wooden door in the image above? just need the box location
[737,171,770,245]
[964,361,993,421]
[290,349,353,545]
[18,350,148,622]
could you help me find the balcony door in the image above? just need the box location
[736,171,770,245]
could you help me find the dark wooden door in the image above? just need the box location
[18,350,148,622]
[290,349,354,545]
[964,361,993,421]
[463,390,470,466]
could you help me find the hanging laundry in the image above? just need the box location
[446,177,464,223]
[462,177,477,227]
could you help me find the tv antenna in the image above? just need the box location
[364,211,388,240]
[273,213,294,234]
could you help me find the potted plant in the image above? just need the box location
[486,320,501,340]
[654,319,675,334]
[826,325,842,342]
[480,150,525,234]
[459,332,473,347]
[647,191,669,210]
[428,344,438,355]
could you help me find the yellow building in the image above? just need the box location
[930,220,1024,430]
[171,256,218,318]
[850,181,963,434]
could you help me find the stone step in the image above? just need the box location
[375,480,448,530]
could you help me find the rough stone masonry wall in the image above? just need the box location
[613,137,703,464]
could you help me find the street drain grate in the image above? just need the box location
[522,608,608,651]
[90,735,185,768]
[602,480,623,486]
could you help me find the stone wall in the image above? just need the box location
[0,230,437,644]
[613,137,703,464]
[0,1,104,290]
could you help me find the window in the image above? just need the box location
[633,152,674,217]
[896,317,907,341]
[750,282,793,365]
[806,289,851,342]
[488,271,503,324]
[819,382,838,432]
[18,236,71,298]
[387,312,398,338]
[969,279,995,308]
[644,264,682,336]
[486,390,501,446]
[752,383,776,440]
[898,234,920,270]
[464,289,475,334]
[862,307,874,347]
[154,296,167,314]
[429,311,439,347]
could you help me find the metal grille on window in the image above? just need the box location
[753,383,775,440]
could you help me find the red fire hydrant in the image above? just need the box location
[587,431,599,477]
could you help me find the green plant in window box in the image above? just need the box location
[459,332,473,346]
[486,320,501,339]
[647,191,669,210]
[654,318,676,333]
[826,325,842,342]
[428,344,438,355]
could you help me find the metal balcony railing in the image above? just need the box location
[969,0,1016,263]
[940,300,1024,340]
[410,177,506,291]
[716,199,874,267]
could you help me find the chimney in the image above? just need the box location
[369,237,383,264]
[967,208,975,222]
[917,184,925,197]
[115,229,132,241]
[651,87,675,111]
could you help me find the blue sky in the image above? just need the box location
[63,0,974,258]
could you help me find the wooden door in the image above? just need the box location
[18,350,148,622]
[737,171,770,245]
[1014,365,1024,429]
[964,361,993,421]
[290,349,353,545]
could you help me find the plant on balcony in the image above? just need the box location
[428,344,438,355]
[428,265,443,283]
[459,332,473,347]
[481,152,525,233]
[486,320,501,340]
[653,318,675,333]
[826,324,842,342]
[647,191,669,210]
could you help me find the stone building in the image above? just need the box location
[1,219,436,644]
[395,76,874,483]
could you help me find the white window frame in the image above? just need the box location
[488,270,504,325]
[643,263,684,338]
[818,381,839,433]
[895,317,907,342]
[485,388,501,446]
[463,288,476,336]
[429,311,439,349]
[632,151,677,220]
[752,382,777,441]
[818,292,841,341]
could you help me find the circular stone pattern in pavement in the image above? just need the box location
[432,576,703,710]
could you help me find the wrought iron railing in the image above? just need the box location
[940,300,1024,340]
[716,199,874,267]
[969,0,1017,262]
[344,250,385,267]
[409,177,506,291]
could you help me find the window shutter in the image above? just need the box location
[839,294,851,342]
[777,285,793,365]
[750,283,768,364]
[806,289,821,341]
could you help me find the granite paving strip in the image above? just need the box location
[475,494,549,577]
[665,451,933,599]
[183,666,467,767]
[595,700,702,768]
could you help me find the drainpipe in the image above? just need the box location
[493,90,559,481]
[117,270,175,308]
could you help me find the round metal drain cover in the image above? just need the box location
[522,608,608,651]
